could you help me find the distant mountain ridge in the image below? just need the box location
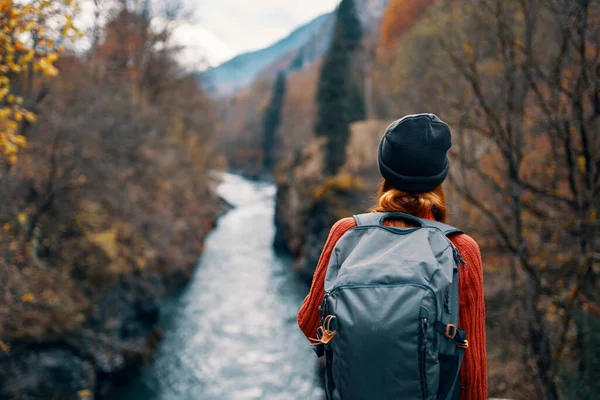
[200,14,330,97]
[202,0,390,97]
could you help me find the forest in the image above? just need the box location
[0,0,223,398]
[0,0,599,399]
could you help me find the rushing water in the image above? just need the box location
[117,173,324,400]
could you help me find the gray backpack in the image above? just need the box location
[314,212,468,400]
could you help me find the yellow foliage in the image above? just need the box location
[313,173,366,200]
[77,389,91,399]
[75,174,87,185]
[17,212,27,225]
[463,43,475,62]
[0,340,10,353]
[21,293,35,302]
[577,156,586,173]
[85,228,119,260]
[0,0,80,165]
[136,257,148,269]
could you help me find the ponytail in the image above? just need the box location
[371,179,447,223]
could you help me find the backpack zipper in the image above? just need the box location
[325,282,439,324]
[324,283,437,397]
[419,313,429,399]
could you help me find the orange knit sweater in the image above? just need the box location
[297,212,488,400]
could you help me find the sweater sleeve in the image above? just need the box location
[450,233,488,400]
[297,217,357,341]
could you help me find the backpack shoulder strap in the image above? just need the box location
[353,212,462,236]
[418,218,463,236]
[352,212,384,227]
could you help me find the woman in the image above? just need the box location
[298,113,487,399]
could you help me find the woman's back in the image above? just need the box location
[297,113,487,399]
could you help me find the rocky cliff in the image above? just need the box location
[274,120,389,280]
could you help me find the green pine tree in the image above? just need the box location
[348,83,366,123]
[262,72,287,173]
[314,0,363,176]
[336,0,362,53]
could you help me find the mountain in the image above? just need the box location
[257,0,389,81]
[200,14,330,97]
[202,0,390,97]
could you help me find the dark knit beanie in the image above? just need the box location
[378,113,452,194]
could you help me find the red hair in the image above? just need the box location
[371,179,447,223]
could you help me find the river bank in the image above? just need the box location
[116,173,323,399]
[0,178,229,400]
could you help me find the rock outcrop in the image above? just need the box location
[273,120,390,279]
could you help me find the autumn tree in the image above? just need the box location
[378,0,435,53]
[0,0,80,167]
[314,0,363,176]
[381,0,599,397]
[0,1,219,397]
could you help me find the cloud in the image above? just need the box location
[76,0,340,68]
[171,23,234,69]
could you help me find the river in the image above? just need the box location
[117,173,324,400]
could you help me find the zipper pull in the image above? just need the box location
[419,307,429,332]
[319,292,330,321]
[452,245,467,268]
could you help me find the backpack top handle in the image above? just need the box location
[353,212,462,236]
[378,212,425,227]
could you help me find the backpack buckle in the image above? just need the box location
[456,339,469,349]
[314,315,338,345]
[445,324,457,339]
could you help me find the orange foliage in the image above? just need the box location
[379,0,435,53]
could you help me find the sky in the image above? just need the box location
[77,0,339,69]
[177,0,340,66]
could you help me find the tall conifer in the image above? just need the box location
[314,0,363,176]
[262,72,287,173]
